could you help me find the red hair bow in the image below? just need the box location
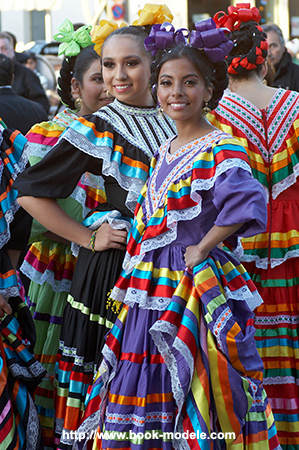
[214,3,261,31]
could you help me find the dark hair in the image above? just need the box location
[151,44,228,111]
[0,53,14,86]
[262,23,285,46]
[57,45,101,109]
[18,51,37,64]
[101,25,152,61]
[226,21,268,77]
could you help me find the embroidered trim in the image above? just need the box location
[105,410,174,426]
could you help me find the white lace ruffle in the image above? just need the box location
[240,248,299,269]
[0,285,19,299]
[0,200,20,249]
[62,130,144,213]
[223,285,263,310]
[149,320,190,450]
[71,210,132,257]
[272,161,299,199]
[20,260,72,293]
[262,376,299,385]
[9,359,46,379]
[112,286,172,311]
[27,394,42,450]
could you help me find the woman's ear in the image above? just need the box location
[71,77,81,100]
[261,61,268,80]
[204,85,213,103]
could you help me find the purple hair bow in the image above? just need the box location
[189,18,233,63]
[144,22,189,56]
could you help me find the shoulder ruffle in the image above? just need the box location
[59,107,175,212]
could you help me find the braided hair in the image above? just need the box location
[151,44,228,111]
[226,21,268,77]
[57,45,101,109]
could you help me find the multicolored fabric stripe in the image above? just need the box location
[209,89,299,449]
[0,310,46,450]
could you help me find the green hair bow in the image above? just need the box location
[53,18,92,57]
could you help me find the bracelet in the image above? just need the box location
[87,229,98,252]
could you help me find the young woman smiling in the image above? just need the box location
[14,5,176,449]
[74,17,280,450]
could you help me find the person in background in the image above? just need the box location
[21,51,49,92]
[0,53,47,134]
[14,5,176,449]
[0,31,50,113]
[262,22,299,91]
[209,4,299,449]
[19,21,111,448]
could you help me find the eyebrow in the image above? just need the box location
[102,54,142,61]
[159,73,199,79]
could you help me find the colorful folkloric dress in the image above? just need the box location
[19,108,106,449]
[209,88,299,450]
[0,120,46,450]
[13,99,176,449]
[75,130,281,450]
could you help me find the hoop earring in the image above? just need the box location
[202,101,211,115]
[74,97,83,110]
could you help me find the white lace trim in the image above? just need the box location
[0,285,19,298]
[0,200,20,249]
[71,210,132,257]
[262,376,299,385]
[213,306,232,352]
[58,340,96,372]
[111,286,172,310]
[63,130,145,213]
[272,161,299,199]
[191,158,251,194]
[27,394,41,450]
[149,320,190,447]
[223,285,263,310]
[240,248,299,269]
[9,359,46,379]
[20,260,72,293]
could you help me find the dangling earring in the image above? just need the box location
[74,97,83,110]
[157,100,164,116]
[202,101,211,115]
[106,89,111,98]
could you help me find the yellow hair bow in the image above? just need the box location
[91,19,127,56]
[132,4,173,26]
[53,18,92,57]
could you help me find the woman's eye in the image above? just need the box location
[103,62,114,69]
[126,60,138,66]
[186,79,196,85]
[160,80,171,86]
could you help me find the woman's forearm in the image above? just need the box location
[18,196,92,248]
[184,223,244,268]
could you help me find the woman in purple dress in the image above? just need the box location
[75,18,281,450]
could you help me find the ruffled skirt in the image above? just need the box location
[75,248,281,450]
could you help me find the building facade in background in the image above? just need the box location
[0,0,298,50]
